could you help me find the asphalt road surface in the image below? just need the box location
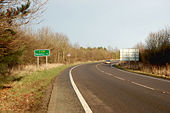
[48,62,170,113]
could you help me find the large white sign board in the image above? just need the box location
[120,49,139,61]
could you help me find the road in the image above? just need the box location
[48,62,170,113]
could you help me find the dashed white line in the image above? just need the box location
[92,63,170,98]
[107,73,113,76]
[114,76,125,81]
[105,72,112,75]
[96,63,156,91]
[131,82,155,90]
[96,64,125,81]
[114,66,170,83]
[69,65,93,113]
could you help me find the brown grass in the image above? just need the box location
[10,63,63,76]
[118,62,170,77]
[0,63,69,112]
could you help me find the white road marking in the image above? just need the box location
[114,76,125,81]
[98,63,170,96]
[107,73,113,76]
[96,64,125,81]
[105,72,112,75]
[69,65,93,113]
[96,64,156,91]
[131,82,155,90]
[114,66,170,83]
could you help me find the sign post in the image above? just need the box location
[67,53,71,63]
[46,56,48,68]
[120,49,139,61]
[37,56,39,68]
[34,49,50,68]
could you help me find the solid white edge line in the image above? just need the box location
[69,65,93,113]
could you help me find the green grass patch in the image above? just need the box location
[114,65,170,80]
[0,64,72,112]
[15,64,71,95]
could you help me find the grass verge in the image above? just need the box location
[114,65,170,80]
[0,64,72,112]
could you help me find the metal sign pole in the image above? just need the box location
[34,49,50,69]
[135,50,136,66]
[37,56,39,68]
[128,50,130,68]
[46,56,48,68]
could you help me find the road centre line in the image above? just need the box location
[114,65,170,83]
[131,81,155,90]
[96,64,125,81]
[95,63,158,92]
[114,76,125,81]
[107,73,113,76]
[69,65,93,113]
[96,63,170,95]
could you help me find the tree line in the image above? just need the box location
[0,26,116,75]
[135,28,170,65]
[0,0,47,75]
[23,27,116,64]
[0,0,117,75]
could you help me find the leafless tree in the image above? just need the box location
[0,0,48,30]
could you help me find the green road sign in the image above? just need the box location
[34,49,50,56]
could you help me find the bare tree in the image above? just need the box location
[0,0,48,75]
[143,28,170,65]
[0,0,48,29]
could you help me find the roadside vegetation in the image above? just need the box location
[0,0,118,112]
[0,0,169,112]
[0,64,71,112]
[117,28,170,78]
[115,64,170,80]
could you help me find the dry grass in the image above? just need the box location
[0,64,70,112]
[118,62,170,78]
[10,63,63,76]
[9,60,99,77]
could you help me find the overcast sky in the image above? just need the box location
[36,0,170,49]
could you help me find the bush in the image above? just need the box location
[142,28,170,65]
[0,29,24,75]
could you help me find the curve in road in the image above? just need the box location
[71,62,170,113]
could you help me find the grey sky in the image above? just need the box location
[36,0,170,49]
